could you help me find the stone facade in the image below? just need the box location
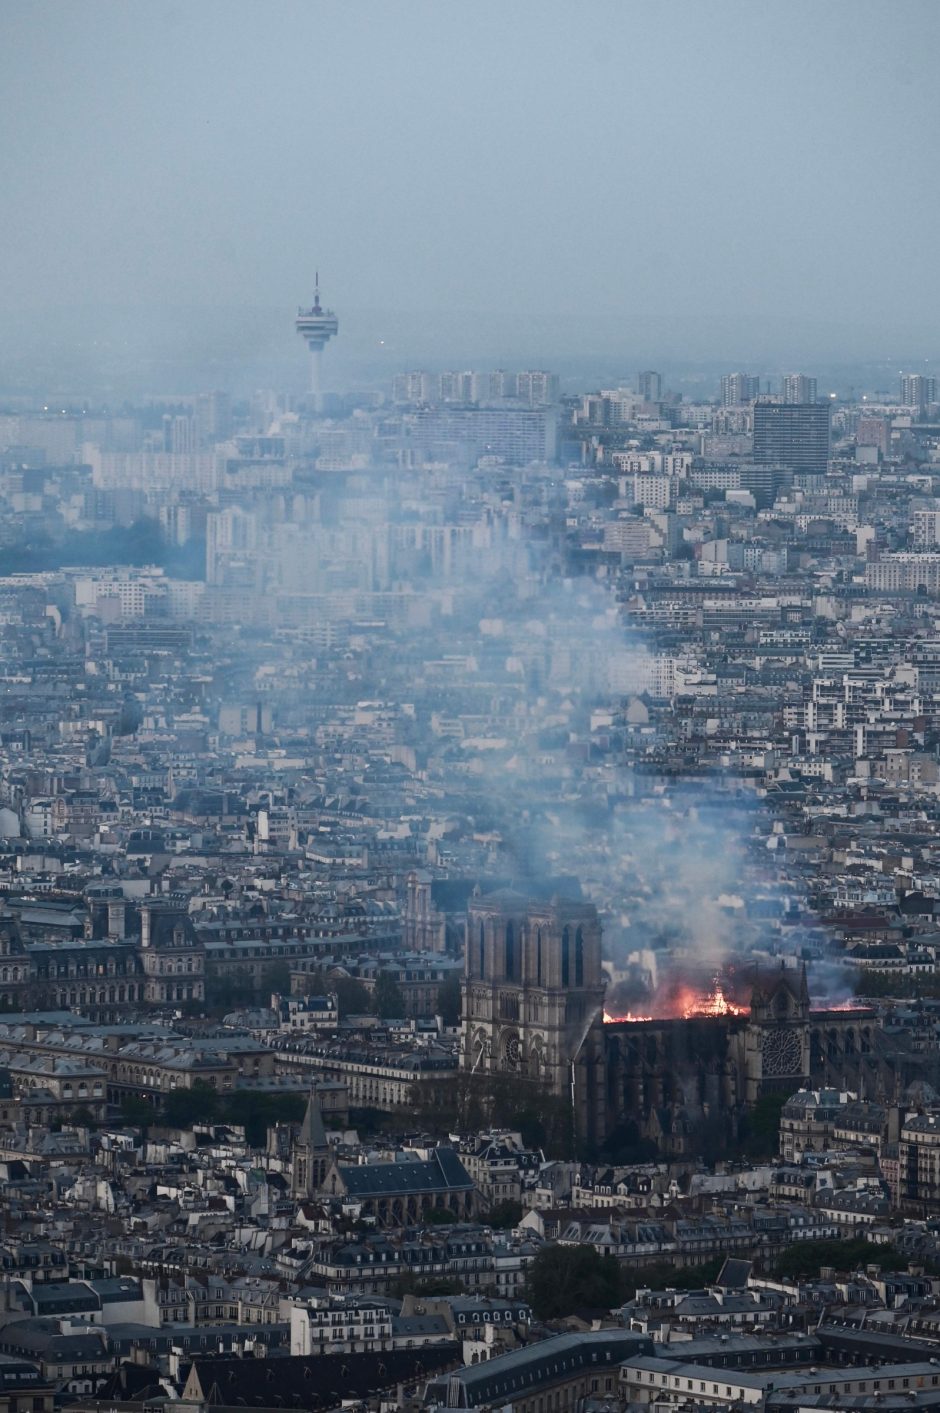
[461,889,607,1141]
[461,889,903,1152]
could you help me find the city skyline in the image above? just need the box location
[8,4,940,1404]
[1,0,939,392]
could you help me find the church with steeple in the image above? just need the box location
[290,1092,331,1199]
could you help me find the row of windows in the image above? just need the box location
[51,984,142,1004]
[33,961,140,979]
[633,1369,940,1397]
[478,924,585,986]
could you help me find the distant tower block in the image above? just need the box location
[295,273,339,411]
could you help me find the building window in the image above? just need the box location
[505,922,515,981]
[575,928,584,986]
[561,928,570,986]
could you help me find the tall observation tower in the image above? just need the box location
[295,273,339,412]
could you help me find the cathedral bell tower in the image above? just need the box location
[744,964,811,1104]
[461,889,607,1143]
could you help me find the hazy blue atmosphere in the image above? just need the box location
[1,0,938,394]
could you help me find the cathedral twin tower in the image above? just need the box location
[461,889,608,1138]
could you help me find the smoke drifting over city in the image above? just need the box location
[4,4,940,1404]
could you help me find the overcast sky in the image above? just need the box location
[1,0,938,384]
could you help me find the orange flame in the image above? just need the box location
[810,998,868,1012]
[685,982,746,1018]
[604,979,747,1023]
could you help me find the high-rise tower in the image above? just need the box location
[753,399,831,475]
[780,373,817,405]
[295,274,339,412]
[900,373,938,411]
[720,372,760,406]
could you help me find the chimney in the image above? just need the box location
[107,900,126,940]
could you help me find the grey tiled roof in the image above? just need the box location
[337,1148,473,1198]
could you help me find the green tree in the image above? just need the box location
[774,1238,903,1281]
[164,1082,220,1129]
[120,1095,158,1130]
[68,1106,98,1129]
[436,973,462,1026]
[260,959,292,996]
[334,975,371,1017]
[114,696,143,737]
[203,971,256,1017]
[487,1199,523,1229]
[489,1075,575,1159]
[525,1244,624,1320]
[373,970,406,1020]
[741,1091,788,1159]
[300,967,371,1019]
[219,1090,306,1147]
[620,1258,723,1299]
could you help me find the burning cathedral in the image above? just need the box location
[460,887,902,1152]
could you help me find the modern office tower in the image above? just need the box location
[452,371,476,402]
[720,372,761,406]
[636,370,663,402]
[162,414,195,454]
[437,371,465,402]
[392,371,436,404]
[295,274,339,411]
[753,399,831,474]
[900,373,938,410]
[781,373,818,404]
[913,509,940,550]
[195,391,232,446]
[206,505,259,585]
[405,405,557,465]
[486,369,518,399]
[516,370,560,405]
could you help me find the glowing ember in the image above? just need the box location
[810,999,869,1012]
[604,979,748,1023]
[685,983,746,1018]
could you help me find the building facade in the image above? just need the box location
[753,400,831,474]
[461,890,607,1142]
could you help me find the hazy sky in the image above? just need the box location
[1,0,938,384]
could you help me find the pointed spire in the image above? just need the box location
[299,1090,328,1151]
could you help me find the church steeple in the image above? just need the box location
[291,1091,330,1199]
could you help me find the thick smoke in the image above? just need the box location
[215,454,842,1006]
